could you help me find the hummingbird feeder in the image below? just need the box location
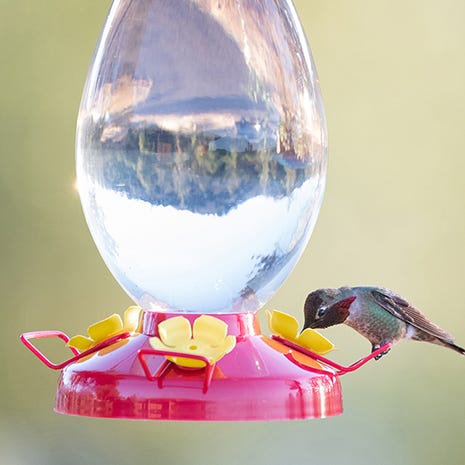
[20,0,389,421]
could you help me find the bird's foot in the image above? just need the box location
[372,344,391,360]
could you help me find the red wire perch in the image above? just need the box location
[272,336,392,375]
[20,330,131,370]
[137,348,216,393]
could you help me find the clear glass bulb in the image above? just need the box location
[76,0,327,314]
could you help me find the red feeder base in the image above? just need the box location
[54,311,343,420]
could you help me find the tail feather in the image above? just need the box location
[415,333,465,355]
[443,340,465,356]
[431,339,465,355]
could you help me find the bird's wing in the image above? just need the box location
[370,289,454,342]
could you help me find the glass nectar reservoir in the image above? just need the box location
[76,0,327,314]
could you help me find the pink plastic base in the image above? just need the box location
[54,311,343,420]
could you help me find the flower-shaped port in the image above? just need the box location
[149,315,236,369]
[67,306,141,351]
[266,309,334,355]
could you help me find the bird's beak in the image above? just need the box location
[306,314,325,330]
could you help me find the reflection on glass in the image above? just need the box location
[77,0,328,313]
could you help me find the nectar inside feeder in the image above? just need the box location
[20,0,388,421]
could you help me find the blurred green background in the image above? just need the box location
[1,0,464,464]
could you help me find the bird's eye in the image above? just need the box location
[317,307,326,318]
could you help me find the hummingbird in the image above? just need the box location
[303,286,465,359]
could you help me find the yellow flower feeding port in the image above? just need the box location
[267,310,334,355]
[67,306,141,352]
[149,315,236,368]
